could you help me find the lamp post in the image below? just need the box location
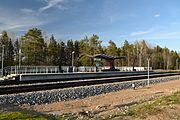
[147,58,150,87]
[18,48,22,74]
[72,51,75,72]
[1,45,5,77]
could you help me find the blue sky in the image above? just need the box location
[0,0,180,51]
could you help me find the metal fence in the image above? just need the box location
[1,66,147,76]
[2,66,98,76]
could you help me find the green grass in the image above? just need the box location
[0,112,66,120]
[121,91,180,119]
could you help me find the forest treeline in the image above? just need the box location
[0,28,179,69]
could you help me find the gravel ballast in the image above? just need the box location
[0,75,180,105]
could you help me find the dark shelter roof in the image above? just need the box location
[93,54,126,60]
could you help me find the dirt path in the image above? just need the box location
[21,80,180,117]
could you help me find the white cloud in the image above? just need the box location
[131,29,154,36]
[154,14,160,18]
[0,7,48,32]
[0,0,76,33]
[20,8,34,14]
[150,31,180,40]
[39,0,67,13]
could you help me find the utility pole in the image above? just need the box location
[19,49,21,67]
[19,39,22,67]
[72,51,75,72]
[147,58,150,87]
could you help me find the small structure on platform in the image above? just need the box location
[91,54,126,71]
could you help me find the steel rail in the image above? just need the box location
[0,72,179,95]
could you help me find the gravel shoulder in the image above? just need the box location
[21,80,180,118]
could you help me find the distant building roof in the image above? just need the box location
[93,54,125,60]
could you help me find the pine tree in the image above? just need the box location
[7,39,14,66]
[57,41,66,66]
[122,40,130,66]
[48,35,58,65]
[74,40,80,66]
[106,40,118,56]
[21,28,46,65]
[66,40,74,66]
[79,37,91,66]
[0,31,14,67]
[14,39,20,65]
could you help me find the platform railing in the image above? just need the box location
[1,66,147,76]
[2,66,99,76]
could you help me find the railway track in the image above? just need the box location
[0,72,179,95]
[0,71,175,86]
